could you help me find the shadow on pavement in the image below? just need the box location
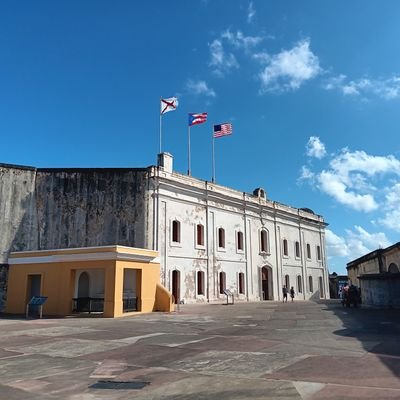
[325,301,400,377]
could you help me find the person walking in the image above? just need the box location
[282,286,288,303]
[290,286,295,302]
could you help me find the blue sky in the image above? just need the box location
[1,1,400,274]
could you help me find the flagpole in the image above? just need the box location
[212,132,215,183]
[188,124,191,176]
[159,97,162,154]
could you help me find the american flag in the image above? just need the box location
[213,123,232,138]
[188,113,207,126]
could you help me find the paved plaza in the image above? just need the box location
[0,301,399,399]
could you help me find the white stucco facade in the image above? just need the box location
[145,154,329,303]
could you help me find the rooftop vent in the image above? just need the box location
[253,187,266,199]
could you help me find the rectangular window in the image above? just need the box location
[172,220,180,243]
[283,239,288,256]
[317,245,321,261]
[307,243,311,259]
[260,230,268,253]
[196,224,204,246]
[219,272,226,294]
[237,231,244,251]
[238,273,245,294]
[295,241,300,258]
[197,271,204,295]
[218,228,225,248]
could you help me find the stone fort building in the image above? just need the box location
[0,153,329,308]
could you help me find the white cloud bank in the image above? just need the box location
[301,137,400,213]
[258,39,321,93]
[326,227,390,263]
[324,74,400,100]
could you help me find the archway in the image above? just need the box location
[78,272,90,297]
[261,266,272,300]
[388,263,399,273]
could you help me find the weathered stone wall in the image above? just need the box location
[0,165,150,253]
[0,164,38,262]
[34,168,149,250]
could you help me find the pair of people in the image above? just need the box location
[282,286,295,302]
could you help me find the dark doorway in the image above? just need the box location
[27,275,41,314]
[261,266,271,300]
[172,270,180,304]
[78,272,90,297]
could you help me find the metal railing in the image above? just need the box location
[72,297,104,313]
[123,297,138,312]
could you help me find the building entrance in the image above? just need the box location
[261,266,272,300]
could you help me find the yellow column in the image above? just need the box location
[113,264,124,317]
[104,263,117,317]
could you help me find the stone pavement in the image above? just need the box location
[0,301,399,399]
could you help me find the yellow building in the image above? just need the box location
[6,245,173,317]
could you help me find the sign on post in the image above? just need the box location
[26,296,48,319]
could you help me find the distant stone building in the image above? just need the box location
[0,153,330,308]
[347,242,400,308]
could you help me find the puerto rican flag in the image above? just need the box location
[188,113,208,126]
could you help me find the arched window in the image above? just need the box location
[388,263,399,273]
[295,241,300,258]
[309,276,313,292]
[219,272,226,294]
[306,243,311,259]
[285,274,290,289]
[196,224,204,246]
[283,239,288,256]
[260,229,269,253]
[297,275,302,293]
[197,271,205,295]
[317,245,321,261]
[238,272,245,294]
[217,228,225,248]
[237,231,244,251]
[172,220,181,243]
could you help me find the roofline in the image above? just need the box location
[0,163,36,171]
[347,241,400,268]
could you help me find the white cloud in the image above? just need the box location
[221,30,263,52]
[326,229,349,257]
[326,227,390,262]
[301,147,400,212]
[209,39,239,76]
[298,165,315,182]
[259,39,321,93]
[324,75,400,100]
[318,171,378,212]
[330,150,400,180]
[379,182,400,232]
[186,79,216,97]
[247,1,256,23]
[306,136,326,159]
